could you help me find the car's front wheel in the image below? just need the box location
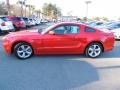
[14,43,33,59]
[85,43,103,58]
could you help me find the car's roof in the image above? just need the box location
[55,22,85,26]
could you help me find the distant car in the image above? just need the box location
[52,19,57,22]
[0,16,15,34]
[33,18,41,25]
[99,22,120,30]
[3,22,114,59]
[95,22,113,29]
[22,17,31,27]
[6,16,26,30]
[41,19,48,23]
[111,28,120,40]
[95,22,120,39]
[87,21,104,27]
[37,18,41,25]
[29,18,35,26]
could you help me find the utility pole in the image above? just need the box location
[85,0,92,20]
[6,0,10,15]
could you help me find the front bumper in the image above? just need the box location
[3,38,12,54]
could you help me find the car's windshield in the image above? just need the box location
[39,24,56,34]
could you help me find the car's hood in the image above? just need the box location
[8,30,39,37]
[3,30,42,41]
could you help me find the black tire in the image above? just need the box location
[0,29,2,35]
[14,43,33,59]
[13,25,17,31]
[85,43,103,58]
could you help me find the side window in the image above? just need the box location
[54,26,66,34]
[85,27,96,32]
[53,25,80,34]
[68,25,80,34]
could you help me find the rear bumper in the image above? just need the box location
[103,36,115,52]
[0,26,15,31]
[15,24,26,28]
[0,29,15,33]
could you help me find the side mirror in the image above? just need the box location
[48,31,55,35]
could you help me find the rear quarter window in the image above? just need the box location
[85,27,96,32]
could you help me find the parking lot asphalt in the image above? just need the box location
[0,23,120,90]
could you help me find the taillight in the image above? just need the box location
[19,21,23,24]
[18,21,22,24]
[1,22,6,26]
[17,21,23,25]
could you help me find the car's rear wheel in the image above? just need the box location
[85,43,102,58]
[14,43,33,59]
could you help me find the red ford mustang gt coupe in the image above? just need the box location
[3,22,115,59]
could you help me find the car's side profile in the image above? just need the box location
[3,22,115,59]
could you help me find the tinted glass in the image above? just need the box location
[85,27,96,32]
[53,25,80,34]
[23,18,28,21]
[54,26,65,34]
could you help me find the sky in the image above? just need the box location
[1,0,120,19]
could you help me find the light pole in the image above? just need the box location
[20,0,27,17]
[85,0,92,20]
[23,0,27,17]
